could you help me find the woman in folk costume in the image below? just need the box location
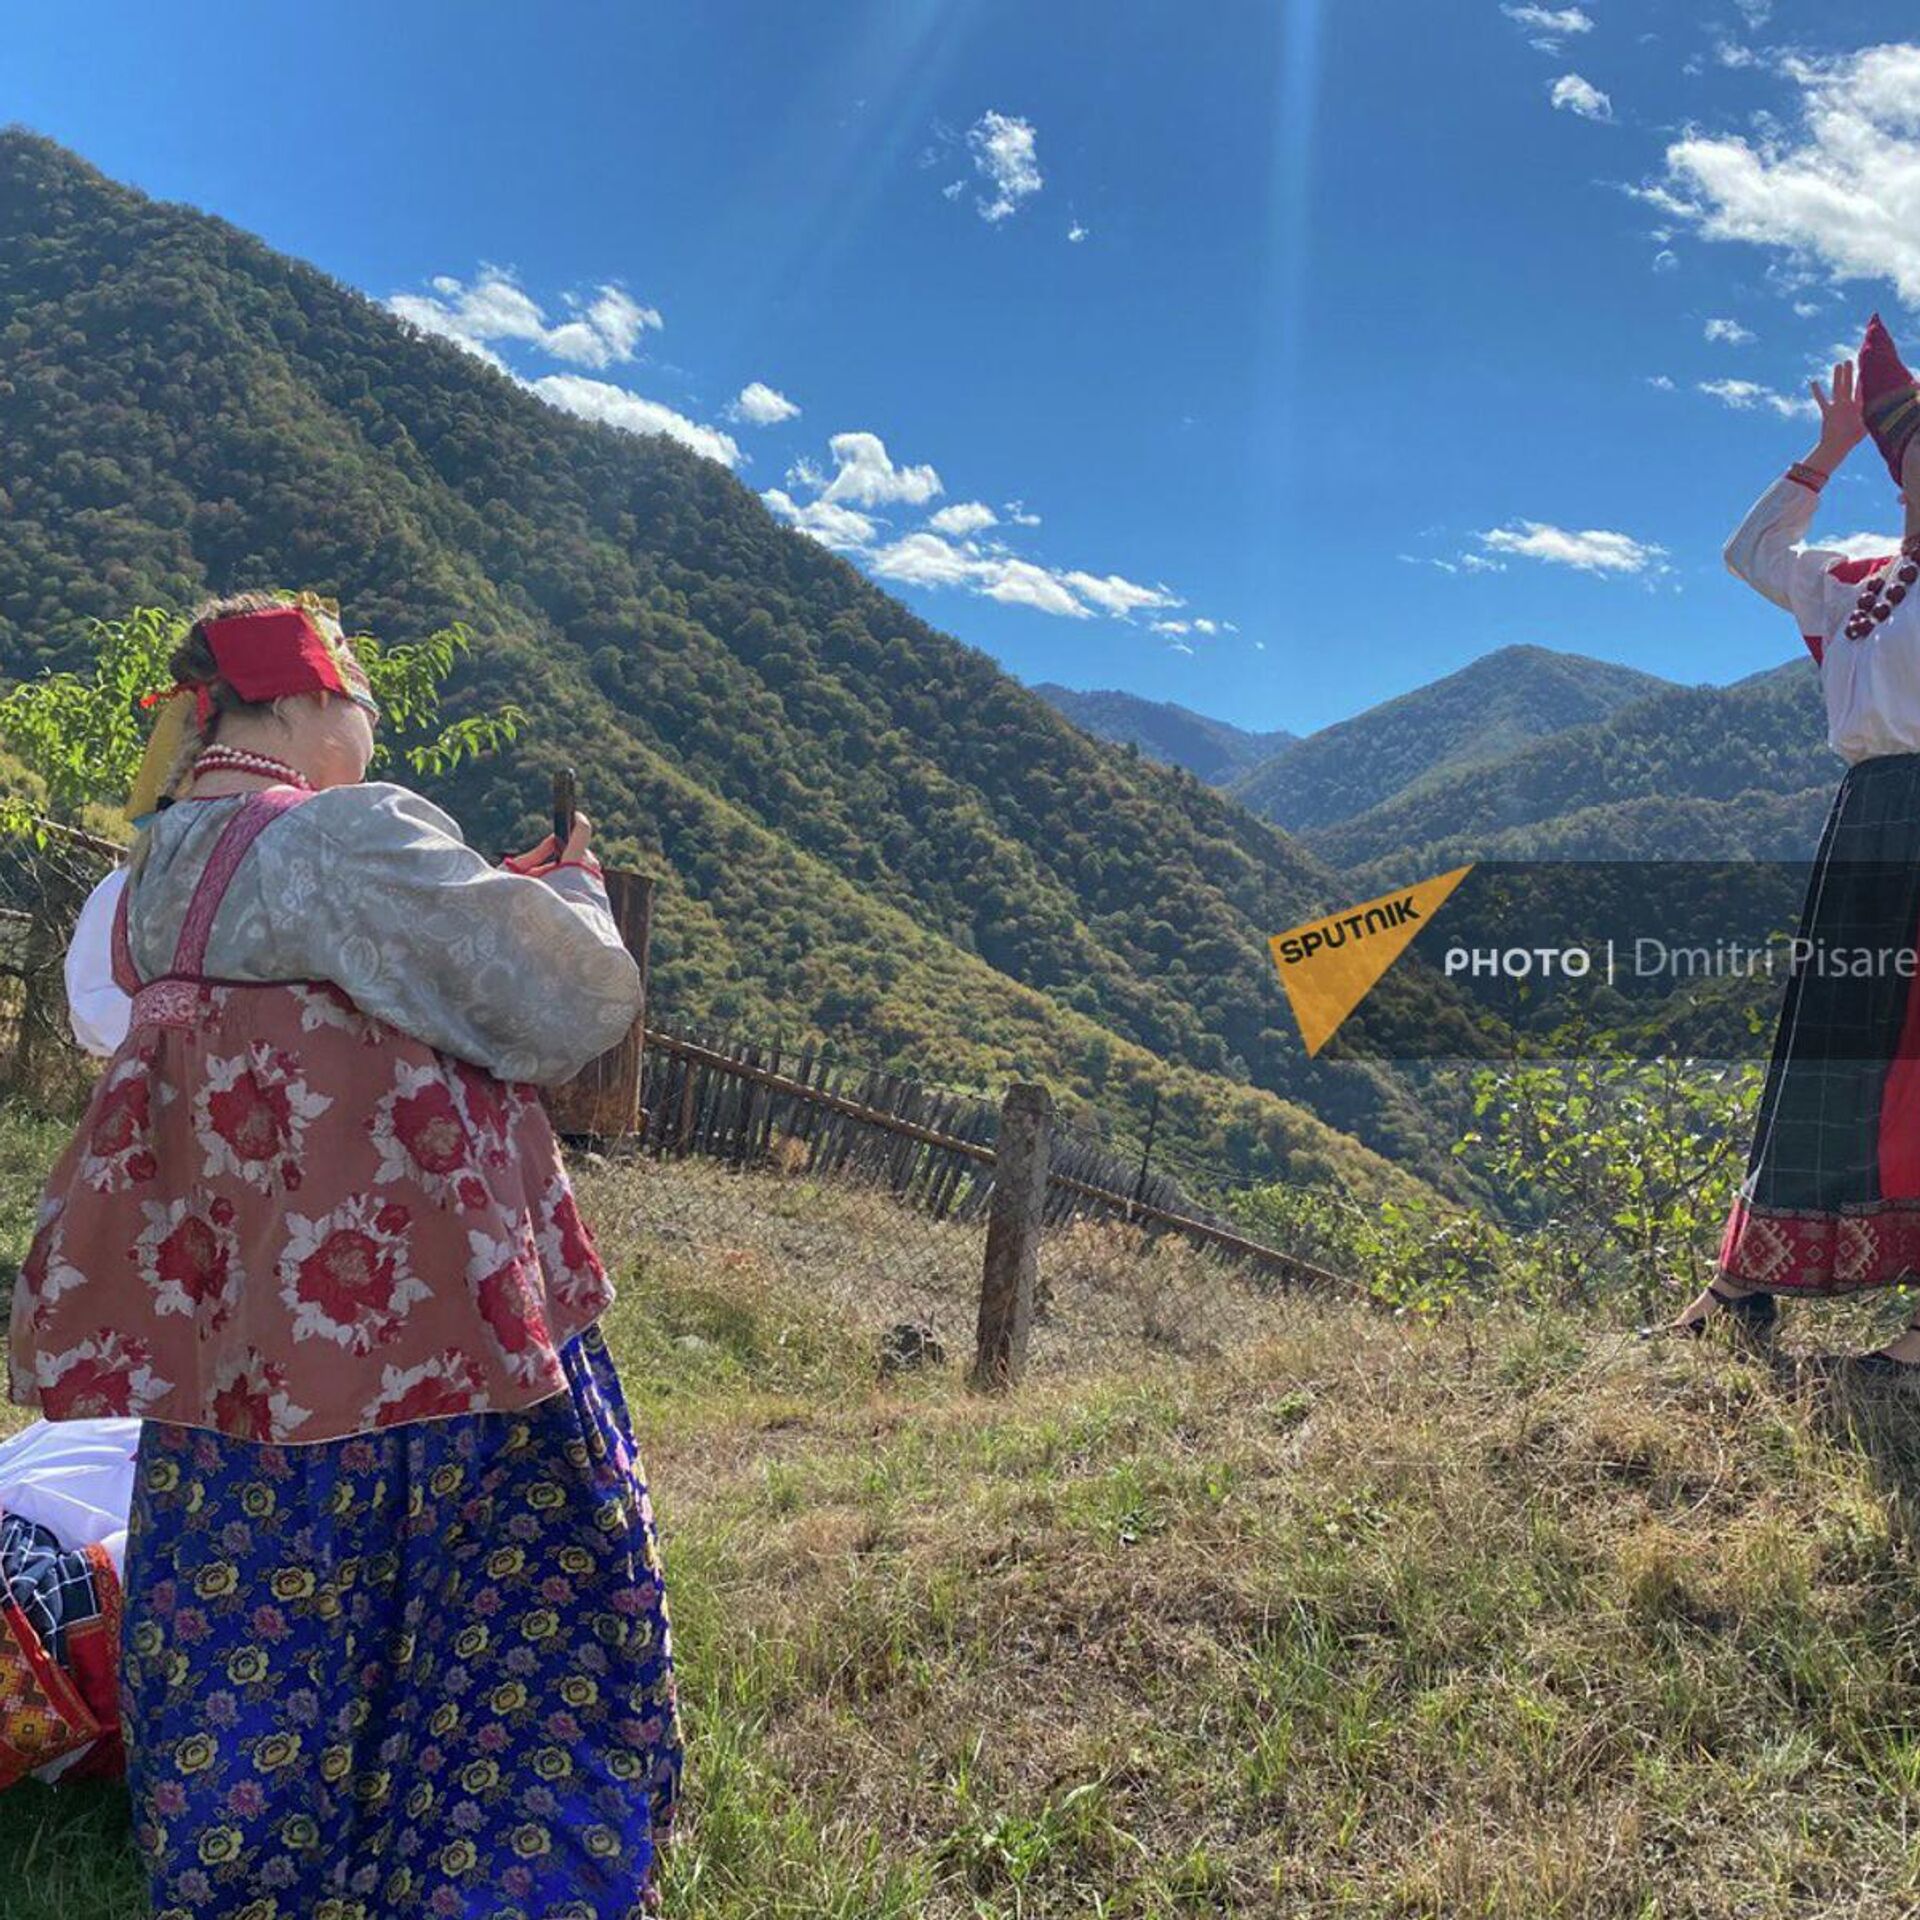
[1670,316,1920,1367]
[9,593,685,1916]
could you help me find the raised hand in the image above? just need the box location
[1811,359,1867,465]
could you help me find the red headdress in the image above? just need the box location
[129,597,371,821]
[140,599,367,725]
[1860,312,1920,489]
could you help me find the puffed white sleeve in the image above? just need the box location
[62,867,131,1057]
[255,782,644,1085]
[1723,473,1862,649]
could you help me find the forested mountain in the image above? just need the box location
[0,131,1483,1194]
[1309,660,1832,880]
[1232,644,1677,833]
[1033,684,1295,784]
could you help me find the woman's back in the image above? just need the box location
[12,785,636,1442]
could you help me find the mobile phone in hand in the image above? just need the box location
[552,766,577,860]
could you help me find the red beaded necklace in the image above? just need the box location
[1844,535,1920,641]
[188,746,315,791]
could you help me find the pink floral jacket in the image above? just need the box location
[9,786,640,1443]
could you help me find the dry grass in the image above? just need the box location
[5,1138,1920,1913]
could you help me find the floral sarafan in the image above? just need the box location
[8,789,616,1444]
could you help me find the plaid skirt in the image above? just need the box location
[120,1320,684,1920]
[1720,749,1920,1293]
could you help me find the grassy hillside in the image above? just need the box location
[1308,659,1833,875]
[1032,683,1296,784]
[0,129,1479,1193]
[1232,644,1677,834]
[9,1132,1920,1917]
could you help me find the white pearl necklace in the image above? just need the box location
[189,746,315,791]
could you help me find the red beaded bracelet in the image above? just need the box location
[1786,461,1830,493]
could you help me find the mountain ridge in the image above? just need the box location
[0,129,1474,1195]
[1032,683,1296,783]
[1231,643,1680,833]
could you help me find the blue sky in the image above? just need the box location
[8,0,1920,734]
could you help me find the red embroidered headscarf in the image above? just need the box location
[129,597,373,822]
[1860,312,1920,489]
[141,601,368,727]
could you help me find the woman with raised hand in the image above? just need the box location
[1670,320,1920,1372]
[10,592,684,1916]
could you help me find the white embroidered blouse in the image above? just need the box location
[91,780,643,1085]
[1724,471,1920,765]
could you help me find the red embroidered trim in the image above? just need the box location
[171,788,311,976]
[109,880,139,998]
[1802,632,1826,665]
[1720,1194,1920,1293]
[1829,553,1899,586]
[129,979,213,1032]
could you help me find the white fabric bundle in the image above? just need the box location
[63,866,131,1057]
[0,1417,141,1784]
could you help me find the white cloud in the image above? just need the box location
[1647,373,1677,389]
[1068,222,1090,243]
[575,288,659,362]
[1658,43,1920,306]
[1477,521,1668,574]
[389,296,512,373]
[1060,571,1180,618]
[729,381,802,427]
[928,501,999,537]
[783,445,1203,630]
[983,559,1089,617]
[389,269,661,371]
[762,489,876,552]
[865,533,1183,624]
[1502,5,1593,39]
[816,431,944,508]
[1551,73,1614,121]
[1458,552,1507,574]
[1653,249,1680,272]
[529,374,741,467]
[1705,317,1757,344]
[1824,530,1904,559]
[1697,377,1819,419]
[965,110,1043,222]
[870,532,981,589]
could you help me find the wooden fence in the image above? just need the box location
[635,1022,1339,1291]
[0,814,1344,1340]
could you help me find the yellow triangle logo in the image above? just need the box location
[1268,865,1474,1056]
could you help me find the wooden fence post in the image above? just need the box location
[544,869,655,1140]
[970,1081,1053,1394]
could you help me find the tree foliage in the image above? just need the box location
[0,601,526,843]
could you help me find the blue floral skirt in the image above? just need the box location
[119,1320,684,1919]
